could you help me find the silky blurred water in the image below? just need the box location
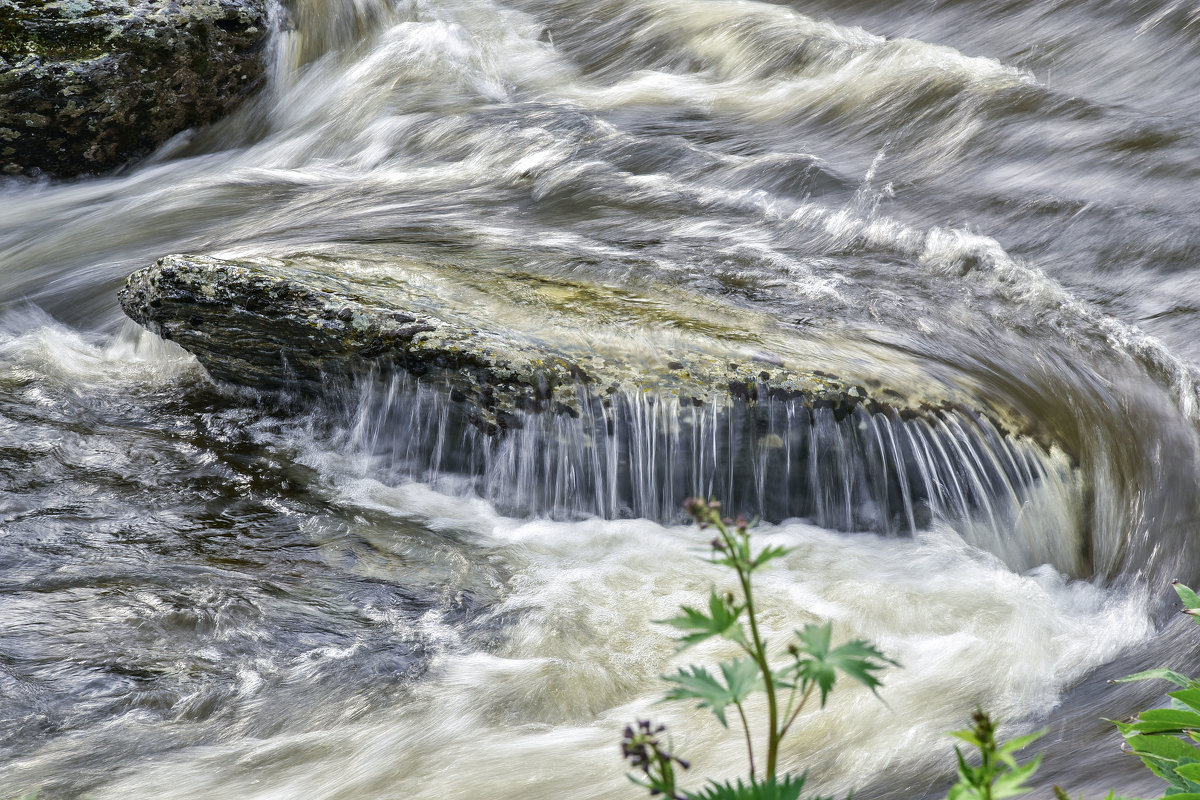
[3,0,1200,797]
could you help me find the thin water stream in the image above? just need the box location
[2,0,1200,797]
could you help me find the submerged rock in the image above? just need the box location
[119,250,922,432]
[0,0,269,178]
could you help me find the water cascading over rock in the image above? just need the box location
[119,249,1086,573]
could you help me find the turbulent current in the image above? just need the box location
[4,0,1200,797]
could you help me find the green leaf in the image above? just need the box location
[1164,755,1200,793]
[661,658,760,727]
[751,544,793,571]
[1144,708,1200,725]
[658,589,747,649]
[720,656,763,701]
[1114,668,1198,689]
[1124,733,1200,782]
[1175,581,1200,613]
[948,730,983,748]
[996,730,1046,768]
[1172,689,1200,714]
[788,623,898,706]
[790,624,836,704]
[1119,720,1200,736]
[989,755,1042,799]
[1123,729,1200,762]
[1121,708,1200,735]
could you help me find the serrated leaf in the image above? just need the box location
[996,730,1046,768]
[948,730,983,748]
[720,656,762,701]
[683,773,816,800]
[657,589,747,649]
[795,621,834,658]
[998,730,1045,752]
[751,544,793,571]
[1142,708,1200,726]
[990,755,1042,799]
[661,658,759,727]
[788,623,897,706]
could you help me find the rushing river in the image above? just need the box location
[4,0,1200,797]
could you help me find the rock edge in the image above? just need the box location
[119,252,930,434]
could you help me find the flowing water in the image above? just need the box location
[3,0,1200,796]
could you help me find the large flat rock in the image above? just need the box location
[118,250,945,433]
[117,249,1088,572]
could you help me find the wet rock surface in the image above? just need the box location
[119,250,921,433]
[0,0,269,178]
[117,250,1084,552]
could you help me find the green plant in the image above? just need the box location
[946,580,1200,800]
[1110,581,1200,798]
[946,709,1044,800]
[622,719,690,799]
[621,498,898,800]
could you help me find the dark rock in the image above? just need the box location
[494,410,522,431]
[0,0,270,177]
[117,249,1007,436]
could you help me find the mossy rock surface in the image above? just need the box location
[119,250,955,433]
[0,0,269,177]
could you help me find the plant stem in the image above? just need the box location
[779,683,815,740]
[981,743,993,800]
[734,700,756,778]
[781,678,800,725]
[661,755,676,800]
[735,531,779,779]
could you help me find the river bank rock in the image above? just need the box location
[118,250,933,433]
[0,0,269,178]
